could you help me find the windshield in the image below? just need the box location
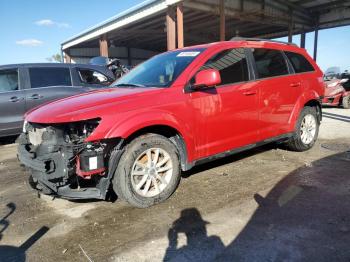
[113,48,205,88]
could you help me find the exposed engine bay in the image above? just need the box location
[18,119,123,199]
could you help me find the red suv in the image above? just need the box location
[18,39,324,208]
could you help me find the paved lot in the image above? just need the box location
[0,107,349,262]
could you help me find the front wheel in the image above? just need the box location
[286,106,319,152]
[113,134,181,208]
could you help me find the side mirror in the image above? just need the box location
[193,69,221,89]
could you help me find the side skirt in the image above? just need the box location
[187,133,294,169]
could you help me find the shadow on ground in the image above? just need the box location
[0,202,49,262]
[164,151,350,261]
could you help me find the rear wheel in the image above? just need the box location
[113,134,181,208]
[286,106,319,152]
[342,95,350,109]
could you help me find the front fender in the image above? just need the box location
[86,109,196,162]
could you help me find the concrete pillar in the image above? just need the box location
[166,7,176,50]
[177,3,184,48]
[220,0,225,41]
[300,31,306,48]
[99,34,109,57]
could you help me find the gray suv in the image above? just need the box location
[0,63,115,137]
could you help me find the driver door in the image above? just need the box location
[188,48,260,159]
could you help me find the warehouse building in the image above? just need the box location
[61,0,350,65]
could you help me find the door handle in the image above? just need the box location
[29,94,43,100]
[243,90,257,96]
[9,96,23,102]
[290,82,301,87]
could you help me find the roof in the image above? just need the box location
[0,63,115,78]
[0,63,104,69]
[62,0,182,50]
[62,0,350,51]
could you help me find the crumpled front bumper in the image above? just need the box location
[17,133,104,199]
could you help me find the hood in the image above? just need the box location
[26,87,160,123]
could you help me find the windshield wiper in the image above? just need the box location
[114,83,146,88]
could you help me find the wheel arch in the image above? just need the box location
[304,99,322,123]
[124,125,192,171]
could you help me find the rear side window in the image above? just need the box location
[251,48,289,79]
[285,51,315,73]
[78,69,111,85]
[29,67,72,88]
[200,48,249,85]
[0,69,18,92]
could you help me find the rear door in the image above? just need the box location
[24,67,86,112]
[0,67,26,136]
[248,48,301,139]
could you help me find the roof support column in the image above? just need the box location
[99,34,109,57]
[166,6,176,51]
[300,31,306,48]
[64,52,71,63]
[127,47,132,66]
[219,0,225,41]
[177,2,184,48]
[288,10,294,43]
[313,25,319,61]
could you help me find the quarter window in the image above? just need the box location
[78,69,111,85]
[0,69,19,92]
[285,51,315,73]
[251,48,289,79]
[200,48,249,85]
[29,67,72,88]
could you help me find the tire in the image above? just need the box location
[286,106,319,152]
[113,134,181,208]
[342,95,350,109]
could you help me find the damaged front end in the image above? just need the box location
[18,119,123,199]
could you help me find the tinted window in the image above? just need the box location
[285,51,315,73]
[78,69,111,85]
[0,69,18,92]
[200,48,249,85]
[252,49,289,79]
[29,67,72,88]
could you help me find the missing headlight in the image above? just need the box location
[65,118,101,143]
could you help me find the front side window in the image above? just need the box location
[285,51,315,73]
[79,69,111,85]
[251,48,289,79]
[0,69,18,93]
[200,48,249,85]
[113,48,205,88]
[29,67,72,88]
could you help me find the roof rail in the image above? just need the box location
[230,37,298,46]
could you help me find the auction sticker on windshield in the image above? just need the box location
[177,51,200,57]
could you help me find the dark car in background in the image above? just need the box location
[0,63,115,137]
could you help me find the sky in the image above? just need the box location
[0,0,349,72]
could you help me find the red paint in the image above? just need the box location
[194,69,221,88]
[25,40,324,163]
